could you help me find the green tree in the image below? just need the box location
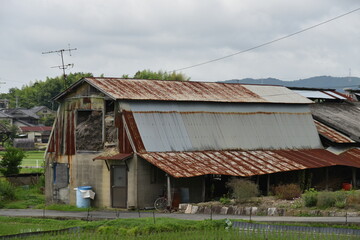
[0,147,25,176]
[0,72,92,109]
[125,69,190,81]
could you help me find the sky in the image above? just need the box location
[0,0,360,93]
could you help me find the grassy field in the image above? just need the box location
[0,217,359,239]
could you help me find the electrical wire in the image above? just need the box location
[173,7,360,72]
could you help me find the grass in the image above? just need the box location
[0,218,358,239]
[0,216,88,236]
[1,184,44,209]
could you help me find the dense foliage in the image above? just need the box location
[123,69,190,81]
[0,72,93,109]
[227,178,259,202]
[0,147,25,176]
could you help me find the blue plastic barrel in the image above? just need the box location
[76,186,92,208]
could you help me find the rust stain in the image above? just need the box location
[138,149,360,178]
[123,110,145,153]
[115,111,133,153]
[314,120,355,143]
[86,78,269,103]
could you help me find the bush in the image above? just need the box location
[274,184,302,200]
[303,188,318,207]
[0,179,15,203]
[334,191,347,209]
[317,191,336,209]
[346,191,360,208]
[227,178,259,202]
[0,147,25,176]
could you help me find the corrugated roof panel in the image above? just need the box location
[293,90,335,99]
[245,85,312,104]
[139,149,360,178]
[314,120,355,143]
[131,110,322,152]
[311,103,360,141]
[324,91,347,100]
[83,78,311,104]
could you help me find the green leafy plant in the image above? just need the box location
[219,196,231,205]
[303,188,318,207]
[227,178,259,203]
[0,147,25,176]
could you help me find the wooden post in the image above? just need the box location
[352,167,357,190]
[167,175,172,207]
[266,174,270,196]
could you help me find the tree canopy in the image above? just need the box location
[124,70,190,81]
[0,72,92,109]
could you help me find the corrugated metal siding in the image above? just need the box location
[124,102,322,152]
[138,149,357,178]
[314,120,355,143]
[84,78,311,104]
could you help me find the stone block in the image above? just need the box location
[178,204,188,211]
[185,204,192,214]
[267,208,277,216]
[191,205,199,214]
[220,207,228,215]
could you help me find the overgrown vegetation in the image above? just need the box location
[0,179,15,208]
[302,189,360,209]
[227,178,259,202]
[274,183,302,200]
[0,217,359,239]
[0,147,25,176]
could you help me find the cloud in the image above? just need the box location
[0,0,359,92]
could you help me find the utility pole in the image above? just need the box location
[42,45,77,88]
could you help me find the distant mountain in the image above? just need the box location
[222,76,360,92]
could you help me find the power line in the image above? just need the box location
[174,7,360,72]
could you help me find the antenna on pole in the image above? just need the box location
[42,44,77,88]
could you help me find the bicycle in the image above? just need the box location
[154,196,168,211]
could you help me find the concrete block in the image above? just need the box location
[347,212,359,217]
[197,206,205,214]
[178,204,188,211]
[220,207,228,215]
[267,208,277,216]
[191,205,199,214]
[185,204,192,214]
[227,206,235,215]
[244,207,257,215]
[204,206,212,215]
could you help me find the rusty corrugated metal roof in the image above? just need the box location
[81,78,311,104]
[339,148,360,165]
[314,120,355,143]
[138,149,360,178]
